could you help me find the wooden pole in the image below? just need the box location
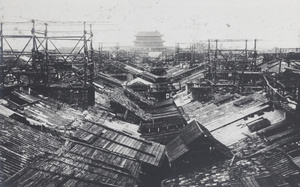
[44,23,49,85]
[279,48,282,73]
[83,22,87,87]
[31,19,36,86]
[90,24,94,83]
[0,23,3,65]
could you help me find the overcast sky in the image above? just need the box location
[1,0,300,49]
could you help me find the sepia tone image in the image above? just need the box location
[0,0,300,186]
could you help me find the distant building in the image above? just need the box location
[134,31,166,52]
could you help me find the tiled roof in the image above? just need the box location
[73,120,166,167]
[0,115,63,183]
[165,120,204,162]
[135,31,163,37]
[5,140,142,187]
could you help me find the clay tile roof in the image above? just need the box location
[136,31,163,37]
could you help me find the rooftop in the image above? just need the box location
[160,97,300,186]
[0,115,63,182]
[135,31,163,37]
[166,120,205,162]
[72,119,166,167]
[0,88,167,186]
[5,140,142,187]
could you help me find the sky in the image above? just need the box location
[1,0,300,49]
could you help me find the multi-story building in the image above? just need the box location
[134,31,166,52]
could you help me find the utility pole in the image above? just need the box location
[83,22,87,87]
[98,42,101,70]
[44,23,49,85]
[116,42,119,61]
[214,40,218,83]
[279,48,282,73]
[208,39,210,63]
[90,24,94,59]
[245,39,248,66]
[240,40,247,89]
[90,24,94,83]
[190,43,195,67]
[175,43,179,64]
[99,42,103,63]
[0,23,3,86]
[0,23,3,65]
[208,39,211,80]
[190,43,193,67]
[253,39,257,71]
[32,19,36,64]
[195,43,196,62]
[31,19,36,86]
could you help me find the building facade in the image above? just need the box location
[134,31,166,51]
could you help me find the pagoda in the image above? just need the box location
[133,31,165,51]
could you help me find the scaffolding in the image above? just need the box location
[174,43,196,65]
[0,20,94,88]
[0,20,95,108]
[206,39,258,87]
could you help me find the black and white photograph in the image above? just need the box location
[1,0,300,186]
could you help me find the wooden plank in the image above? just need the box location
[267,128,299,143]
[233,96,254,106]
[247,118,270,132]
[65,138,138,162]
[250,134,300,157]
[84,119,152,145]
[257,120,290,135]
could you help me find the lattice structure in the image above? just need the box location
[0,20,95,108]
[0,20,94,88]
[206,39,258,85]
[275,48,300,72]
